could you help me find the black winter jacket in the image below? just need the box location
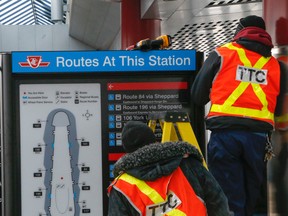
[107,141,232,216]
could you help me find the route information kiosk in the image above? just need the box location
[0,50,204,216]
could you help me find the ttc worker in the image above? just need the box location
[107,121,232,216]
[190,15,287,216]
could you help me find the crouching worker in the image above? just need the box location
[107,121,233,216]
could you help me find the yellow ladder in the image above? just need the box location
[148,111,207,168]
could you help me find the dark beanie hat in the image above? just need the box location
[121,121,156,153]
[234,15,266,36]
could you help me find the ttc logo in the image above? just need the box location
[19,56,50,68]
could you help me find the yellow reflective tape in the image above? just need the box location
[166,209,187,216]
[120,173,164,203]
[211,104,274,120]
[223,82,249,106]
[222,82,270,116]
[253,56,271,69]
[252,83,268,109]
[222,43,251,66]
[223,43,271,68]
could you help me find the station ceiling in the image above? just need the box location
[0,0,263,54]
[0,0,65,25]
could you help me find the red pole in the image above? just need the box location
[121,0,161,50]
[263,0,288,46]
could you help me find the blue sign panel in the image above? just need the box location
[12,50,196,73]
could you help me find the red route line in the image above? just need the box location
[107,82,188,91]
[109,153,125,161]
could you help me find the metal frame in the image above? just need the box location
[0,0,66,25]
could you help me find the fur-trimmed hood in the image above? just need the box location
[113,141,203,181]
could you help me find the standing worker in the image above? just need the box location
[190,15,287,216]
[107,121,232,216]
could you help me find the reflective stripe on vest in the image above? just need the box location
[210,42,274,121]
[119,173,186,216]
[109,167,207,216]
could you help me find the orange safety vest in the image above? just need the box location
[108,167,207,216]
[207,42,280,126]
